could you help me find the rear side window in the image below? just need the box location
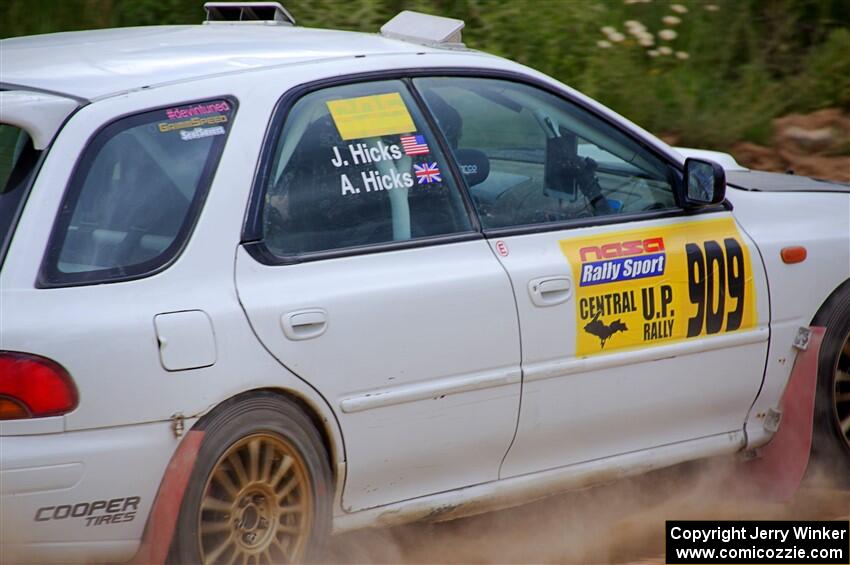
[0,125,39,268]
[40,99,234,286]
[258,80,472,258]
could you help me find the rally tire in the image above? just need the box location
[811,286,850,486]
[169,392,332,564]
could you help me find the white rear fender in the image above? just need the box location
[727,188,850,447]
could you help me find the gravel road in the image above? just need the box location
[328,460,849,564]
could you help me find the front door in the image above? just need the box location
[235,79,521,510]
[414,76,770,477]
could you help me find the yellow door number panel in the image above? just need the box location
[560,216,757,357]
[326,92,416,141]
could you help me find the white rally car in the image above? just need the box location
[1,4,849,563]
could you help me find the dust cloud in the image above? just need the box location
[326,458,849,564]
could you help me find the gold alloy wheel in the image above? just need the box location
[835,335,850,449]
[197,433,313,564]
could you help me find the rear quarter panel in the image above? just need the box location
[0,73,346,559]
[727,187,850,446]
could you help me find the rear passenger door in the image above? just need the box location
[414,76,770,478]
[235,80,522,511]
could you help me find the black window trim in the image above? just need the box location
[242,68,729,267]
[36,95,239,288]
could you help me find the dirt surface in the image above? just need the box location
[731,109,850,183]
[327,460,849,564]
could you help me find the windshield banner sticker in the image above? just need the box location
[560,216,756,356]
[327,93,416,140]
[165,101,231,120]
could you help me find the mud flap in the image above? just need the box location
[131,430,204,565]
[739,326,825,500]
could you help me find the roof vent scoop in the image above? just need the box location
[203,2,295,26]
[380,10,465,48]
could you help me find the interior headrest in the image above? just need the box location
[455,148,490,187]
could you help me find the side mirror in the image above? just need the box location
[682,158,726,208]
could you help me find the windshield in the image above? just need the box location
[0,124,41,269]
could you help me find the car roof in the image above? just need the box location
[0,25,445,101]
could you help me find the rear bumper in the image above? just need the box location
[0,421,178,563]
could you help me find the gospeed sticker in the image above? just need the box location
[560,217,756,356]
[157,114,227,133]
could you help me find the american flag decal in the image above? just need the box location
[414,162,442,184]
[400,134,430,156]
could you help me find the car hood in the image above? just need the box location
[726,170,850,194]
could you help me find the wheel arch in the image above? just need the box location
[193,386,344,487]
[811,277,850,326]
[807,275,850,482]
[132,386,344,565]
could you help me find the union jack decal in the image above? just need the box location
[413,162,442,184]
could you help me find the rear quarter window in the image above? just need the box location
[39,99,235,286]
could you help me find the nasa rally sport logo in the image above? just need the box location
[577,237,667,349]
[578,237,666,287]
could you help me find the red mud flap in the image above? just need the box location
[131,430,204,565]
[739,326,825,500]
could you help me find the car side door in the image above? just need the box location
[414,75,770,478]
[234,79,522,511]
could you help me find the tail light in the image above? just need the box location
[0,352,78,420]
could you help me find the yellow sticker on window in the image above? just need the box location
[326,93,416,141]
[560,216,757,357]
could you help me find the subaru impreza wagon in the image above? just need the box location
[1,3,849,563]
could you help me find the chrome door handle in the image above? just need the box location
[281,309,328,340]
[528,276,572,307]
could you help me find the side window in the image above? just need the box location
[41,99,234,285]
[413,77,676,230]
[260,80,472,257]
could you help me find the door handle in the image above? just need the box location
[528,276,572,307]
[281,309,328,340]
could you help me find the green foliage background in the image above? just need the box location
[2,0,849,149]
